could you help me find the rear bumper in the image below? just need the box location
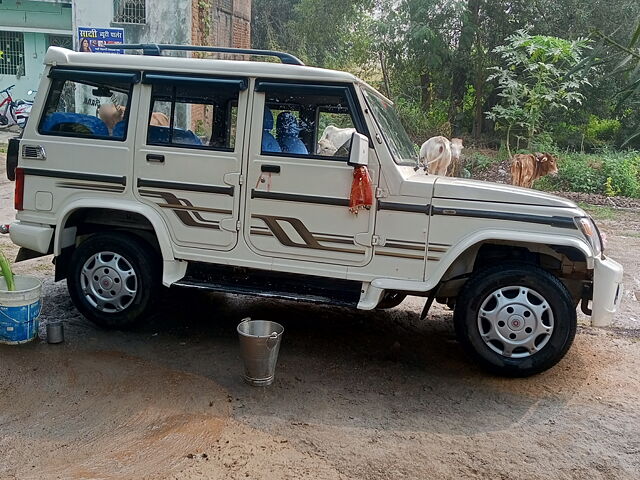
[590,256,624,327]
[9,221,54,254]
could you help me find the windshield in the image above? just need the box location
[361,88,418,165]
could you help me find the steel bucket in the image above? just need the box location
[237,318,284,386]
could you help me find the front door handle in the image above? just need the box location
[146,154,165,163]
[261,164,281,173]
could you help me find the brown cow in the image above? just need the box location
[510,153,558,188]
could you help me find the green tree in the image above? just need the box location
[486,30,592,155]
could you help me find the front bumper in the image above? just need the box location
[590,255,624,327]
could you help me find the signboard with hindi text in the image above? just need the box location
[77,27,125,54]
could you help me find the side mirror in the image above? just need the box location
[347,132,369,167]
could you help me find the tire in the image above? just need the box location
[453,263,577,377]
[67,232,160,329]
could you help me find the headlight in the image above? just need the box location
[574,216,603,255]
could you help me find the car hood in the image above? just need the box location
[432,177,577,209]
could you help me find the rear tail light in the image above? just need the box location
[14,167,24,211]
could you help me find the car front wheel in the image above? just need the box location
[67,232,160,329]
[453,264,577,377]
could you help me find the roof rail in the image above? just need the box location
[104,44,305,66]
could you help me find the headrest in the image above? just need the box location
[276,112,300,137]
[263,108,274,131]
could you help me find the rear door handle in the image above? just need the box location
[261,164,281,173]
[146,154,165,163]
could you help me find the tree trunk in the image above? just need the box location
[420,71,432,111]
[449,0,481,136]
[483,87,500,137]
[472,73,485,139]
[379,51,391,98]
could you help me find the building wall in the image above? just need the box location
[190,0,251,129]
[191,0,251,50]
[1,0,251,117]
[74,0,192,50]
[0,0,72,99]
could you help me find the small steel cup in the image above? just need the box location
[46,321,64,344]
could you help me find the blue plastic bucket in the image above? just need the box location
[0,275,42,345]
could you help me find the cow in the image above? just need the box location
[318,125,356,155]
[448,138,464,176]
[317,138,338,156]
[419,136,464,176]
[510,153,559,188]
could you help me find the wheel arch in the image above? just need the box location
[54,199,174,259]
[53,199,186,286]
[432,230,592,304]
[433,230,591,279]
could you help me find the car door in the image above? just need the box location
[133,72,248,251]
[244,80,377,268]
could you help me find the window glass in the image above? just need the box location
[39,77,132,141]
[261,88,357,159]
[362,88,417,165]
[147,82,239,150]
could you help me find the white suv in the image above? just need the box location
[6,45,623,376]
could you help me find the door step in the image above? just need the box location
[173,263,362,307]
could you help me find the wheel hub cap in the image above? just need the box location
[80,251,138,313]
[477,286,554,358]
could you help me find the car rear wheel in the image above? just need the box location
[453,264,577,377]
[67,232,160,329]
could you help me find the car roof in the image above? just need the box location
[44,47,359,84]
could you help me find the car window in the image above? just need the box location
[39,76,132,141]
[260,85,358,159]
[147,82,239,151]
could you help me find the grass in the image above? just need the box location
[470,153,501,170]
[576,202,622,220]
[0,143,7,154]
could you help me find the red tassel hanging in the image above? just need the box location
[349,166,374,214]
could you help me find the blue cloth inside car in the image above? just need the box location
[40,112,109,137]
[148,126,202,146]
[261,108,281,153]
[112,120,127,139]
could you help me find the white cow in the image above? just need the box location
[317,138,338,156]
[317,125,356,155]
[419,136,464,176]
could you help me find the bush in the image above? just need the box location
[602,153,640,197]
[395,98,451,144]
[585,115,622,148]
[534,151,640,197]
[551,121,585,151]
[529,132,558,153]
[468,152,500,173]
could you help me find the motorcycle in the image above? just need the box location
[14,90,37,128]
[0,84,18,126]
[0,86,36,128]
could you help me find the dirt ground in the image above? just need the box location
[0,151,638,480]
